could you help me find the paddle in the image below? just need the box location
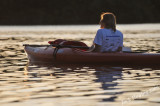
[23,44,90,49]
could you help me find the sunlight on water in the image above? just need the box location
[0,24,160,106]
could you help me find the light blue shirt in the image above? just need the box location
[93,28,123,52]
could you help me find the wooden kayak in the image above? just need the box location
[24,46,160,65]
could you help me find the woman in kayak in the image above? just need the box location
[90,12,123,52]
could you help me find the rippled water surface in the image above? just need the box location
[0,24,160,106]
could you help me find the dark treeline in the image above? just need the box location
[0,0,159,25]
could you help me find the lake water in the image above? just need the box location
[0,24,160,106]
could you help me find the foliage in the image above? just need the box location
[0,0,159,25]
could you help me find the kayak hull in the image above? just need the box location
[24,46,160,65]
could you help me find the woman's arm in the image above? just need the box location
[93,43,101,52]
[117,47,122,52]
[87,43,101,52]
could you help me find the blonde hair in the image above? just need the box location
[100,12,116,32]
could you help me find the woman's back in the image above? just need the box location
[94,28,123,52]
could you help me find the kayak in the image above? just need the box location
[24,46,160,65]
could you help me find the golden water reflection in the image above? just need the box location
[0,24,160,106]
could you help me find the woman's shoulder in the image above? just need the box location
[96,29,104,34]
[97,28,123,35]
[97,29,104,32]
[115,29,123,35]
[97,28,110,33]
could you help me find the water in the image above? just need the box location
[0,24,160,106]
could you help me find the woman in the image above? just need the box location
[90,12,123,52]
